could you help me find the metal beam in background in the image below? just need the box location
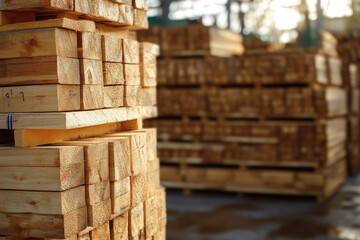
[161,0,171,20]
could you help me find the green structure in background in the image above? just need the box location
[148,16,189,27]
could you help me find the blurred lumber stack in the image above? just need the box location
[322,31,360,175]
[0,1,166,239]
[144,24,347,200]
[138,24,244,57]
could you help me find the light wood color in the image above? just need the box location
[111,177,131,215]
[0,18,95,33]
[80,59,103,85]
[140,87,157,106]
[129,203,144,238]
[105,131,147,176]
[103,62,125,85]
[119,4,134,25]
[0,186,85,215]
[90,221,110,240]
[131,173,147,207]
[86,136,131,181]
[14,122,122,147]
[0,85,80,113]
[144,128,157,161]
[111,212,128,240]
[0,56,80,86]
[102,35,123,63]
[134,0,147,9]
[144,195,159,238]
[78,32,102,60]
[125,86,140,106]
[0,106,157,130]
[133,9,148,30]
[139,42,159,87]
[0,28,78,59]
[81,85,104,110]
[125,64,141,86]
[0,0,73,10]
[86,180,110,206]
[123,39,139,64]
[87,199,111,228]
[0,146,84,191]
[0,206,87,239]
[54,140,109,185]
[104,86,124,108]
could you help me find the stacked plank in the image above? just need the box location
[144,25,347,200]
[0,1,166,240]
[322,32,360,175]
[138,24,244,57]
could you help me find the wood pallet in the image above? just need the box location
[161,158,347,201]
[138,24,244,57]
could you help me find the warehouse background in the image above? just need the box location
[141,0,360,239]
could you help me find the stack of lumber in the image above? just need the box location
[145,25,347,200]
[0,1,166,240]
[138,24,244,57]
[322,31,360,175]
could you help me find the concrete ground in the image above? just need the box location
[165,175,360,240]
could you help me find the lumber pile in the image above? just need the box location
[322,32,360,175]
[0,1,166,240]
[138,24,244,57]
[145,24,348,200]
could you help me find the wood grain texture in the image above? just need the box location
[102,35,123,63]
[78,32,102,60]
[0,0,73,10]
[105,131,147,176]
[91,221,110,240]
[111,212,128,240]
[123,39,139,64]
[125,64,141,86]
[124,86,140,107]
[0,85,80,113]
[129,203,144,237]
[0,18,95,33]
[0,56,80,86]
[103,62,125,85]
[87,199,111,228]
[104,86,124,108]
[54,140,109,185]
[0,147,84,191]
[0,206,87,239]
[81,85,104,110]
[0,186,85,215]
[144,195,159,238]
[0,28,77,59]
[111,177,130,215]
[80,59,103,85]
[131,172,147,207]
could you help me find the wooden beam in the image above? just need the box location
[0,18,95,32]
[104,86,124,108]
[0,206,87,239]
[78,32,102,60]
[14,122,122,147]
[90,221,110,240]
[105,131,147,176]
[0,56,80,86]
[81,85,104,110]
[111,212,128,240]
[80,59,103,85]
[144,195,159,238]
[129,203,144,238]
[0,28,78,59]
[0,106,157,130]
[103,62,125,85]
[0,186,85,215]
[124,64,140,86]
[101,35,123,63]
[111,177,130,215]
[124,86,140,107]
[131,172,147,207]
[0,85,80,113]
[0,0,74,11]
[123,39,139,64]
[0,146,84,191]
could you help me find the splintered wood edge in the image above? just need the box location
[0,106,157,130]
